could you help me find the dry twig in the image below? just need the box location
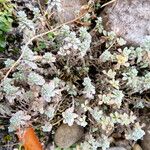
[101,0,117,8]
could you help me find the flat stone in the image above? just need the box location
[54,123,84,148]
[102,0,150,46]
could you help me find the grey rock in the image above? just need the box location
[54,0,87,22]
[107,147,127,150]
[54,123,84,148]
[102,0,150,46]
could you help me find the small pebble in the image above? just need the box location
[54,123,84,148]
